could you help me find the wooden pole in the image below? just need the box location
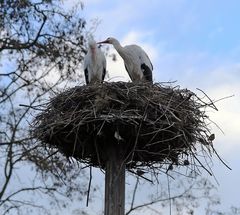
[104,144,125,215]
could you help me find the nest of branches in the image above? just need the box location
[32,82,216,170]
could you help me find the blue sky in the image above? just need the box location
[65,0,240,214]
[83,0,240,54]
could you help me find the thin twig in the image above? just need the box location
[86,167,92,207]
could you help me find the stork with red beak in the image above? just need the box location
[84,39,106,84]
[98,37,153,83]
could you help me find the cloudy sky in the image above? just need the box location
[74,0,240,213]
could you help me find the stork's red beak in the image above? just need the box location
[97,39,109,44]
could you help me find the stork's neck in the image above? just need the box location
[111,40,125,56]
[91,47,96,62]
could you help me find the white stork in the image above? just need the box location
[84,39,106,84]
[98,37,153,83]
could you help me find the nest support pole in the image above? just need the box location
[104,144,125,215]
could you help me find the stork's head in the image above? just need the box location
[88,39,97,50]
[97,37,119,45]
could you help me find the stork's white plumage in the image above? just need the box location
[98,37,153,83]
[84,39,106,84]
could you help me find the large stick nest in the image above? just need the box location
[32,82,215,170]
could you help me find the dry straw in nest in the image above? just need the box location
[32,82,217,171]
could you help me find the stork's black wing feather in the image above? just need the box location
[84,68,89,84]
[141,63,153,83]
[102,68,106,83]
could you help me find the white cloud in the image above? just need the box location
[207,81,240,154]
